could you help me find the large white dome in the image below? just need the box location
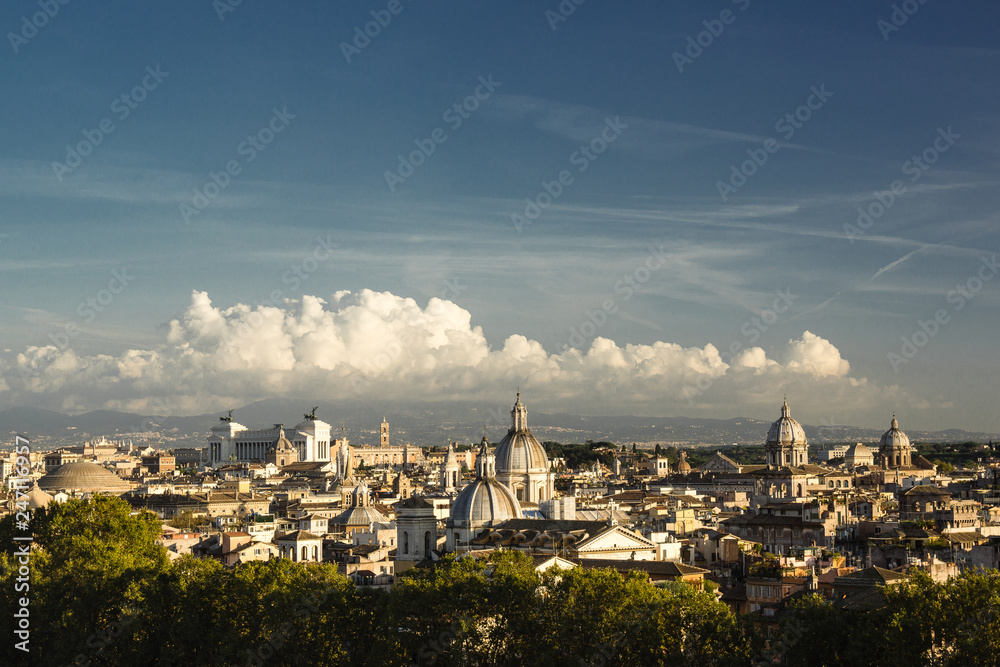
[494,393,550,473]
[767,400,807,447]
[450,439,522,529]
[450,477,522,526]
[880,416,910,451]
[38,461,130,494]
[845,442,872,457]
[494,431,549,472]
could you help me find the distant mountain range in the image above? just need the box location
[1,399,997,451]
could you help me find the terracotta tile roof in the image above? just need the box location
[574,558,710,577]
[834,587,889,610]
[835,565,908,586]
[278,530,322,541]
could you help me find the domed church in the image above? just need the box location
[879,416,912,469]
[494,393,555,503]
[446,439,522,552]
[765,400,809,468]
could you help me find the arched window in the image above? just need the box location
[424,531,431,555]
[301,546,308,561]
[402,531,409,554]
[312,545,319,561]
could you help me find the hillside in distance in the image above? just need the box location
[2,399,998,450]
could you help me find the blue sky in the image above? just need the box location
[1,1,998,432]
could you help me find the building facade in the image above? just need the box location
[208,410,332,466]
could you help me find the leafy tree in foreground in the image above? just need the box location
[528,564,743,666]
[0,495,169,666]
[391,551,540,665]
[13,496,1000,667]
[776,570,1000,667]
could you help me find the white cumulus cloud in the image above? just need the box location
[0,289,901,419]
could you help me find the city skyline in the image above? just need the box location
[1,2,999,431]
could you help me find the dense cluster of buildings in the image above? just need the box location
[5,395,1000,612]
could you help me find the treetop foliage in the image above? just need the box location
[4,497,1000,666]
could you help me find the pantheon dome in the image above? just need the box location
[38,461,130,495]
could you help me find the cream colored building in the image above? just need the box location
[208,411,332,466]
[277,530,323,563]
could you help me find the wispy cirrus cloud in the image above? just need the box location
[484,94,825,159]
